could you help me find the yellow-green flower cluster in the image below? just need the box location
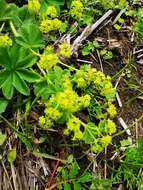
[47,89,90,113]
[100,135,112,147]
[74,66,116,101]
[89,118,116,153]
[39,116,53,129]
[107,102,117,118]
[39,106,62,129]
[91,135,112,153]
[45,107,62,121]
[38,62,117,153]
[40,18,62,33]
[46,6,57,18]
[100,80,116,100]
[27,0,40,12]
[70,0,84,20]
[64,116,83,140]
[38,47,59,70]
[59,43,71,58]
[106,119,116,134]
[39,73,91,133]
[0,35,12,47]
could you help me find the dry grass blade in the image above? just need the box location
[118,117,131,136]
[71,10,113,55]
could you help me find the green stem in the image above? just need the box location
[0,22,5,33]
[9,21,18,37]
[112,114,143,138]
[59,61,78,71]
[30,48,41,57]
[29,48,46,76]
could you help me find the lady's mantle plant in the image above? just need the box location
[0,0,117,154]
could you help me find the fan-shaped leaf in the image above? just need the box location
[0,99,8,114]
[16,69,40,82]
[13,72,30,96]
[0,70,11,87]
[16,21,45,50]
[2,75,14,99]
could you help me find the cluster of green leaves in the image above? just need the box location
[82,40,99,56]
[56,156,93,190]
[0,0,46,113]
[113,139,143,189]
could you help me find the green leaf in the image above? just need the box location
[77,173,93,183]
[73,182,81,190]
[33,151,66,163]
[0,70,11,88]
[7,148,16,163]
[16,21,45,50]
[16,53,37,69]
[0,0,18,21]
[64,183,71,190]
[83,123,98,144]
[90,179,112,190]
[62,169,68,180]
[2,75,14,99]
[0,133,6,146]
[17,69,40,82]
[13,72,30,96]
[0,44,37,99]
[34,66,68,100]
[0,48,11,69]
[82,14,93,25]
[0,99,8,114]
[70,161,79,178]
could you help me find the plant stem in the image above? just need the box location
[30,48,41,57]
[113,114,143,138]
[0,22,5,33]
[48,160,60,187]
[9,21,18,37]
[30,49,46,76]
[46,179,74,190]
[59,61,78,71]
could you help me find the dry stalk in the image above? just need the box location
[71,10,113,55]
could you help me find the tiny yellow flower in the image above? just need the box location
[100,81,115,98]
[66,116,83,140]
[80,94,91,108]
[53,18,62,29]
[39,116,46,127]
[28,0,40,12]
[106,119,116,134]
[91,143,103,153]
[63,76,72,90]
[0,35,12,47]
[39,53,59,70]
[59,43,71,58]
[70,0,84,20]
[39,19,54,33]
[67,116,81,131]
[107,103,117,118]
[73,129,83,140]
[47,6,57,18]
[45,107,61,121]
[100,135,112,147]
[76,77,87,88]
[87,68,97,83]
